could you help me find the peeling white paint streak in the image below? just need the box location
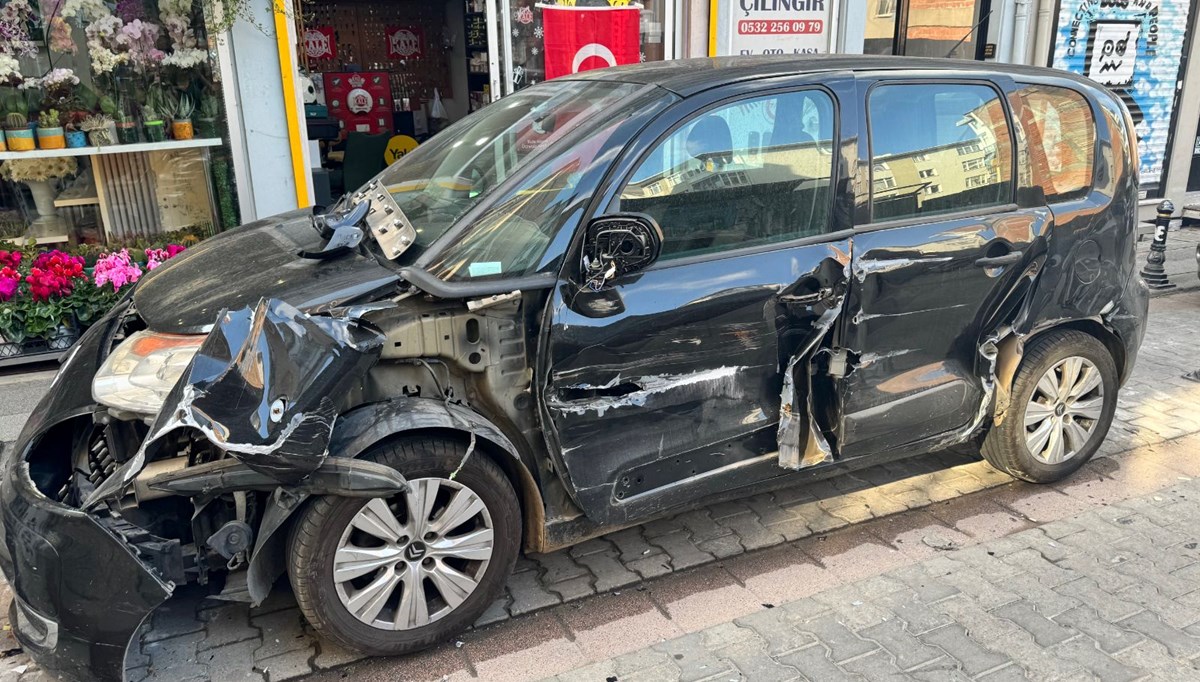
[552,366,747,417]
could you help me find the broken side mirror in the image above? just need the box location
[581,214,663,291]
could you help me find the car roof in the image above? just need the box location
[564,55,1100,97]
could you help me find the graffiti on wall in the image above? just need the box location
[1052,0,1192,192]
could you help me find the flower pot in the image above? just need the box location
[0,130,6,152]
[66,130,87,148]
[195,118,219,138]
[171,118,193,140]
[24,179,57,218]
[36,126,66,150]
[144,120,166,142]
[116,122,140,144]
[88,126,115,146]
[5,128,34,152]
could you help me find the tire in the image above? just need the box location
[982,329,1118,483]
[287,435,521,656]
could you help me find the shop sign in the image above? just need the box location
[1051,0,1192,192]
[540,5,641,80]
[710,0,833,56]
[304,26,337,61]
[386,26,424,60]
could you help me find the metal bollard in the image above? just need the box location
[1140,199,1176,290]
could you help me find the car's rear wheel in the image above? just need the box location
[287,435,520,655]
[982,330,1117,483]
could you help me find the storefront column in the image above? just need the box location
[224,0,313,221]
[1162,10,1200,218]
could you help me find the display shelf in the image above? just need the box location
[0,138,221,161]
[53,185,100,207]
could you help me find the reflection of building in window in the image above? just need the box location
[965,174,992,188]
[873,176,897,192]
[874,163,890,172]
[962,157,987,171]
[957,142,983,155]
[876,0,896,17]
[923,184,941,195]
[918,168,937,178]
[1019,86,1095,202]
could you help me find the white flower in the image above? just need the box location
[60,0,109,22]
[161,47,206,68]
[0,54,20,82]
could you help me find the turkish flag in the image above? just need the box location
[540,5,641,80]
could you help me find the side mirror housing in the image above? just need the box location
[581,214,663,290]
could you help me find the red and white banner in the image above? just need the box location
[540,5,640,80]
[303,26,337,61]
[386,25,424,60]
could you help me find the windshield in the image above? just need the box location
[371,80,645,264]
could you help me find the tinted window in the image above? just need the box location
[869,83,1013,222]
[618,90,836,261]
[1018,85,1095,202]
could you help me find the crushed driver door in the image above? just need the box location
[540,76,858,524]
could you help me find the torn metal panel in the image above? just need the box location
[548,366,748,417]
[86,298,384,508]
[777,304,843,470]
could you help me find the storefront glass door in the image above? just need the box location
[495,0,674,96]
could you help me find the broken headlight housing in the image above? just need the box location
[92,331,206,415]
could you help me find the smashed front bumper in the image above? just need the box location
[0,442,173,681]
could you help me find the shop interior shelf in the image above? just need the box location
[0,138,222,161]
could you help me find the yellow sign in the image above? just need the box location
[385,135,419,165]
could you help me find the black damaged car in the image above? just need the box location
[0,56,1147,680]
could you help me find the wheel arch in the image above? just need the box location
[992,318,1124,428]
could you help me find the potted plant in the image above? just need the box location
[36,109,65,149]
[170,93,195,140]
[81,114,116,146]
[142,104,166,141]
[64,112,89,148]
[0,157,78,221]
[195,95,220,138]
[4,112,34,151]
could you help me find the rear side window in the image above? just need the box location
[1018,85,1095,202]
[617,89,836,261]
[869,83,1014,222]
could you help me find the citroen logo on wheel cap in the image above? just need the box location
[405,542,427,561]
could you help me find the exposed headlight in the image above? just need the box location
[92,331,206,415]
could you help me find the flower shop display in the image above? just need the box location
[142,103,165,141]
[36,109,65,149]
[81,114,114,146]
[4,112,33,151]
[0,157,78,219]
[0,240,186,357]
[195,95,220,138]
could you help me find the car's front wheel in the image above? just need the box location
[982,329,1118,483]
[287,435,521,655]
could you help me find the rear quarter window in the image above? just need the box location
[1017,85,1096,202]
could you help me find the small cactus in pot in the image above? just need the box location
[36,109,65,149]
[4,112,34,151]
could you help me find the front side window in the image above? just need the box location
[869,83,1014,222]
[616,89,837,261]
[1018,85,1095,202]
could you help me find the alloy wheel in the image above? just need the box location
[333,477,494,630]
[1023,355,1105,464]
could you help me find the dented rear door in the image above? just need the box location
[837,75,1043,458]
[541,76,858,523]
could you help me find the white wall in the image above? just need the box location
[223,3,302,222]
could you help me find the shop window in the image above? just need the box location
[503,0,668,93]
[869,83,1013,222]
[1018,85,1095,202]
[618,89,837,261]
[1,0,238,359]
[864,0,990,60]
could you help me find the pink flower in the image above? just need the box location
[0,250,20,268]
[0,267,18,302]
[145,244,185,271]
[165,244,186,258]
[93,249,142,290]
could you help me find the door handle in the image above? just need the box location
[975,250,1024,268]
[780,287,832,305]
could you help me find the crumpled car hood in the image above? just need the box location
[86,298,385,506]
[133,209,401,334]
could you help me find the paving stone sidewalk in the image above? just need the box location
[544,467,1200,682]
